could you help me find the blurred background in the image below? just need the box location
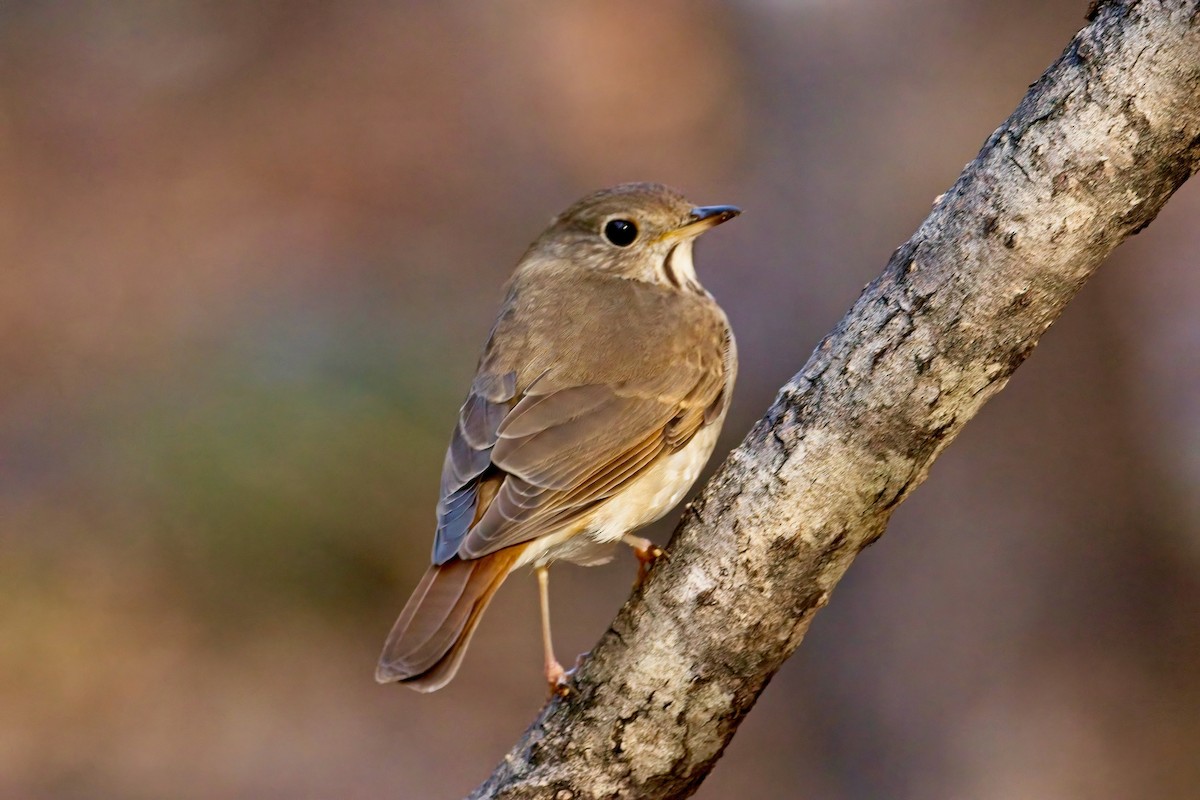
[2,1,1198,798]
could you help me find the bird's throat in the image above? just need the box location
[661,240,703,293]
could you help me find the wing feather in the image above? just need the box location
[429,280,731,566]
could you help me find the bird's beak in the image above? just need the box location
[662,205,742,242]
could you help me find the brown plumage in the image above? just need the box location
[377,183,740,693]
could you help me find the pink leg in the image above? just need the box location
[536,566,569,696]
[622,534,667,588]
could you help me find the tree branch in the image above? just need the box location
[471,3,1200,797]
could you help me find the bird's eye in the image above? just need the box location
[603,219,638,247]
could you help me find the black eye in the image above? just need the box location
[603,219,638,247]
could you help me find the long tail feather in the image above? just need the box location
[375,547,522,692]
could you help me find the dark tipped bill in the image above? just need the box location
[665,204,742,241]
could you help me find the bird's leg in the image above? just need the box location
[536,565,569,696]
[622,534,668,588]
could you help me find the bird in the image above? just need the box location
[376,182,740,694]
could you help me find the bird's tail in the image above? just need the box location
[375,547,523,692]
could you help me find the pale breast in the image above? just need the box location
[513,414,728,569]
[589,422,722,542]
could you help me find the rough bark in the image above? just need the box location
[471,3,1200,798]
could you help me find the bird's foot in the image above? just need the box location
[545,651,592,699]
[626,536,669,588]
[545,658,570,698]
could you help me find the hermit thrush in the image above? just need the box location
[376,183,739,693]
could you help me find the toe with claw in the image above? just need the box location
[545,659,570,698]
[626,537,669,588]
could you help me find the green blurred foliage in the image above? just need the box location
[115,310,462,621]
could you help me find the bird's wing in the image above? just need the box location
[430,353,727,564]
[430,370,517,563]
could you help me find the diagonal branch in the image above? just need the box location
[471,3,1200,798]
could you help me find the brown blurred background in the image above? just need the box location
[2,1,1198,798]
